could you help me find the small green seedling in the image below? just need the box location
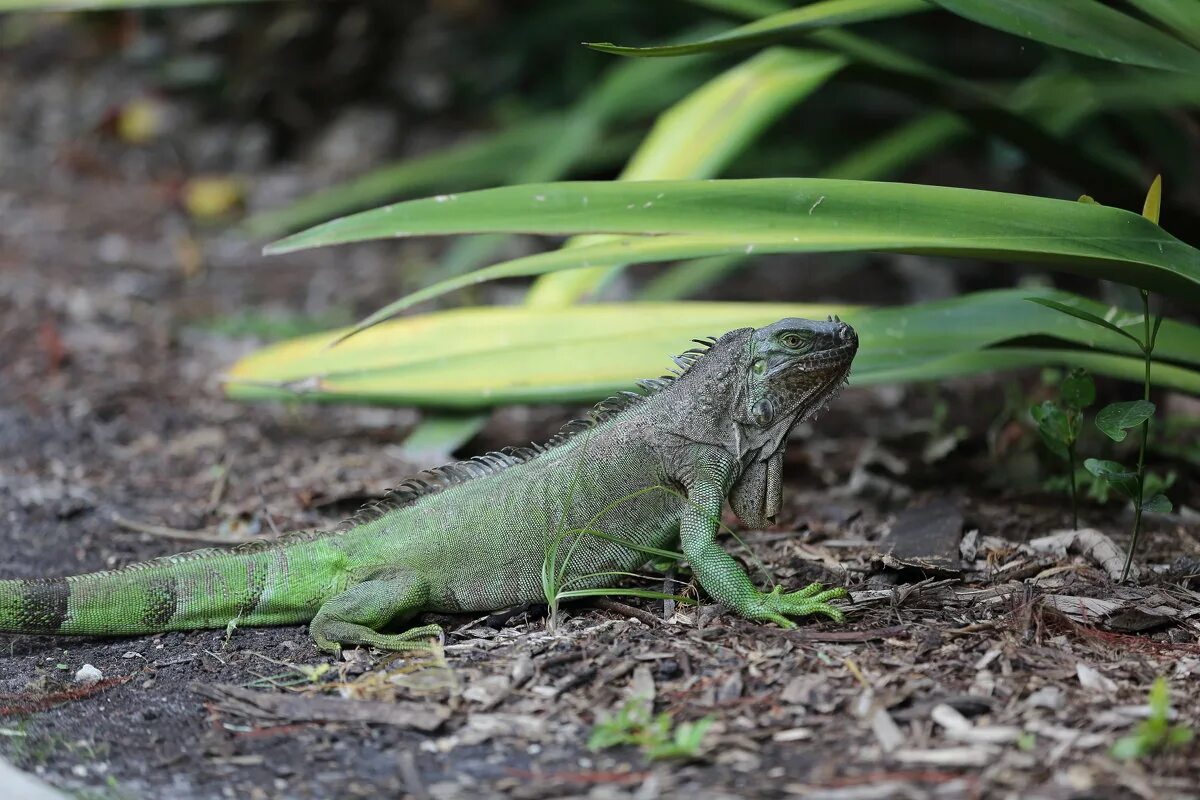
[1031,176,1172,581]
[588,695,714,761]
[1111,677,1193,760]
[1030,368,1094,528]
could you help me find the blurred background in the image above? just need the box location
[3,5,1200,798]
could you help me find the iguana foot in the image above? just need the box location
[747,583,848,627]
[313,622,443,655]
[310,576,440,654]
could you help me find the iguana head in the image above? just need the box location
[729,316,858,527]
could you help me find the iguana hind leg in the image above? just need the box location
[310,573,441,654]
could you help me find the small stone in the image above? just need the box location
[74,664,102,686]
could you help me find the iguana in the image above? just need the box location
[0,317,858,653]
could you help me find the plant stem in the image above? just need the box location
[1068,442,1078,530]
[1121,290,1153,582]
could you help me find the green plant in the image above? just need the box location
[540,482,697,630]
[588,695,714,760]
[1111,677,1194,760]
[231,0,1200,402]
[1048,178,1174,581]
[1030,368,1095,528]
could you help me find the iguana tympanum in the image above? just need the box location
[1,317,858,653]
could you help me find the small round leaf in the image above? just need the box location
[1095,400,1156,442]
[1030,401,1070,458]
[1141,494,1172,514]
[1084,458,1139,499]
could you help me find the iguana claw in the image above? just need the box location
[750,583,848,627]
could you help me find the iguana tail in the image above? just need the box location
[0,537,347,636]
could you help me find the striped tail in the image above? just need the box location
[0,537,347,637]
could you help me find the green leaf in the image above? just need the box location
[224,290,1200,409]
[1025,298,1144,348]
[1030,401,1071,460]
[1141,494,1172,514]
[821,112,967,181]
[1125,0,1200,51]
[1096,400,1157,442]
[1084,458,1140,499]
[1143,175,1163,225]
[1148,677,1170,718]
[930,0,1200,74]
[1168,726,1194,747]
[1111,735,1148,761]
[1150,313,1166,350]
[265,179,1200,342]
[525,49,846,306]
[396,413,488,464]
[1061,368,1095,410]
[586,0,928,58]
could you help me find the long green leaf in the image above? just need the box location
[264,178,1200,338]
[524,49,845,306]
[225,290,1200,408]
[685,0,1200,208]
[1025,298,1143,348]
[930,0,1200,74]
[587,0,929,57]
[1126,0,1200,50]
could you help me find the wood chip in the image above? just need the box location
[931,703,1022,744]
[191,683,449,731]
[1027,529,1138,581]
[893,746,997,767]
[1075,664,1118,694]
[1042,595,1125,621]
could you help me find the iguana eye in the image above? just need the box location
[780,332,809,349]
[752,358,766,376]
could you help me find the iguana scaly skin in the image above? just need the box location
[0,318,858,653]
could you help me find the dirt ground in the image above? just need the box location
[4,11,1200,800]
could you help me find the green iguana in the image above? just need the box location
[0,317,857,653]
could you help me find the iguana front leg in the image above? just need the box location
[310,572,441,654]
[680,450,847,627]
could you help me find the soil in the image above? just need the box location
[3,9,1200,800]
